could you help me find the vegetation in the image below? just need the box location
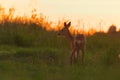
[108,24,117,33]
[0,22,119,80]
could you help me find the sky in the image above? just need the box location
[0,0,120,32]
[40,0,120,16]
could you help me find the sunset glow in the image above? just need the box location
[0,0,120,33]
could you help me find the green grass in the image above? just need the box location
[0,22,120,80]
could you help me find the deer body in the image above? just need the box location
[58,22,85,64]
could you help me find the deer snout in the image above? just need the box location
[57,32,61,35]
[57,31,61,35]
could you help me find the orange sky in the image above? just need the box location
[0,0,120,32]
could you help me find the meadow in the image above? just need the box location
[0,21,120,80]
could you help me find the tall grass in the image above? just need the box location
[0,22,120,80]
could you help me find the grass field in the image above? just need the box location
[0,22,120,80]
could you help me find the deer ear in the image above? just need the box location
[67,22,71,27]
[64,22,67,26]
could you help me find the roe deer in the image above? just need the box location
[58,22,85,64]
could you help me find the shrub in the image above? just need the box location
[108,25,117,33]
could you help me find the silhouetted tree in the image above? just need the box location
[108,24,117,33]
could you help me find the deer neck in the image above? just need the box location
[65,31,74,44]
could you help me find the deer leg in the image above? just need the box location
[70,50,75,64]
[81,49,85,64]
[76,49,80,63]
[77,49,80,58]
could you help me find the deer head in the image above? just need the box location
[58,22,71,36]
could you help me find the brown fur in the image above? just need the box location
[58,22,85,64]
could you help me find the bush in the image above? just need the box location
[108,25,117,33]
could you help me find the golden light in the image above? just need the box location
[0,0,120,34]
